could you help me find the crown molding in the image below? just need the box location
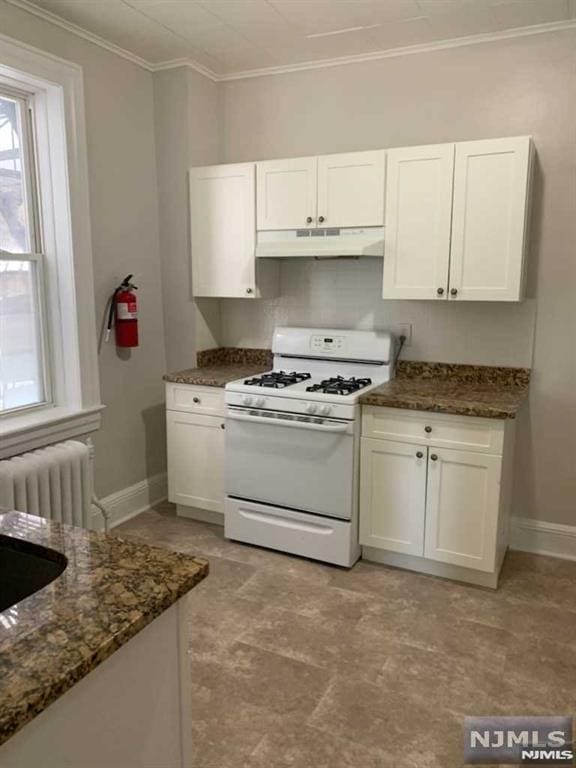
[5,0,576,84]
[212,18,576,82]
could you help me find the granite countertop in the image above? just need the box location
[0,512,208,746]
[360,361,531,419]
[164,347,272,387]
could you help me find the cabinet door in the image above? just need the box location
[382,144,454,299]
[190,163,256,298]
[360,438,427,556]
[449,137,533,301]
[167,410,225,513]
[256,157,317,230]
[317,150,386,228]
[424,448,501,572]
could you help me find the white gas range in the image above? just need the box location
[224,327,395,567]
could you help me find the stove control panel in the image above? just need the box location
[310,334,345,354]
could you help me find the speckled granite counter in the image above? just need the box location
[361,361,530,419]
[0,512,208,746]
[164,347,272,387]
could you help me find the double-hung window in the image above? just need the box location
[0,87,49,415]
[0,35,102,457]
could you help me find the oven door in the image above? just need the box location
[225,407,357,520]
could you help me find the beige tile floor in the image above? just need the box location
[117,502,576,768]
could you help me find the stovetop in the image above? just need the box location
[242,371,373,396]
[244,371,312,389]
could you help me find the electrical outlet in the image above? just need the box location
[394,323,412,347]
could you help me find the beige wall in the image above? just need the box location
[219,30,576,527]
[154,67,222,372]
[0,1,167,497]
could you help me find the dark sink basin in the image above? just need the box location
[0,534,67,612]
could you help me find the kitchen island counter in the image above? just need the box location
[0,511,208,750]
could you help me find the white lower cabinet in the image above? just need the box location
[166,384,225,516]
[360,407,514,587]
[360,438,427,556]
[423,448,502,572]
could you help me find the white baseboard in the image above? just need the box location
[92,472,167,530]
[510,517,576,562]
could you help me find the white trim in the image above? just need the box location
[210,19,576,82]
[0,406,103,458]
[4,0,155,72]
[4,0,576,82]
[510,517,576,562]
[92,472,168,530]
[0,30,102,454]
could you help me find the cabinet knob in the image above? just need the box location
[246,287,253,294]
[416,451,424,459]
[306,216,313,224]
[220,423,225,430]
[450,288,458,297]
[430,454,438,461]
[318,216,325,223]
[436,287,445,296]
[424,426,432,433]
[193,397,200,404]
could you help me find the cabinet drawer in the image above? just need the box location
[166,383,225,416]
[362,406,504,455]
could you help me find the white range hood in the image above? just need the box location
[255,227,384,258]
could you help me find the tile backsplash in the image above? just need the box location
[219,259,536,368]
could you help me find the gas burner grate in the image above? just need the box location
[244,371,312,389]
[306,376,372,395]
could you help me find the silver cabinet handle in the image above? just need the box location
[246,287,253,294]
[437,287,445,296]
[416,451,424,459]
[450,288,458,297]
[424,426,432,433]
[193,397,200,404]
[430,454,438,461]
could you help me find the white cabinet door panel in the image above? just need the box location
[424,448,501,572]
[317,150,386,228]
[190,163,256,298]
[449,137,532,302]
[167,410,225,513]
[360,438,427,556]
[256,157,317,230]
[383,144,454,300]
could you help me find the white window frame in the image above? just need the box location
[0,32,102,458]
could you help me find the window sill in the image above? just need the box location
[0,405,104,459]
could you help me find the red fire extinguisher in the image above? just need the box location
[106,275,139,348]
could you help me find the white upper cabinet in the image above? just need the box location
[382,144,454,300]
[382,136,533,302]
[190,162,277,299]
[317,150,386,228]
[449,136,533,302]
[256,156,317,230]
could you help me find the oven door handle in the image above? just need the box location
[226,410,351,433]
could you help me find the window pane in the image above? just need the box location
[0,259,45,412]
[0,96,31,253]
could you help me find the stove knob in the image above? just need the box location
[242,395,254,407]
[320,405,332,416]
[306,403,318,414]
[255,397,266,408]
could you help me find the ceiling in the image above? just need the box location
[15,0,576,78]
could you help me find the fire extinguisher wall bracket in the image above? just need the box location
[106,275,139,348]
